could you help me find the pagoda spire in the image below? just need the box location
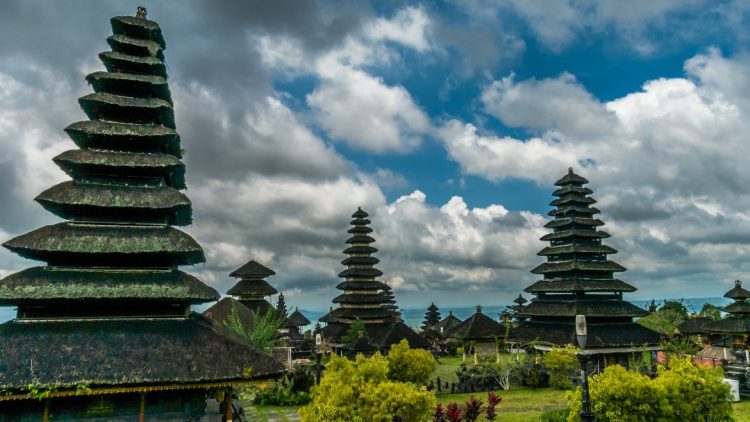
[0,10,281,417]
[422,302,441,330]
[327,208,393,324]
[227,259,278,316]
[515,169,659,351]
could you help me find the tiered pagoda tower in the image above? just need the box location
[227,259,278,316]
[321,208,428,350]
[422,303,441,330]
[709,280,750,342]
[0,10,281,419]
[515,169,659,363]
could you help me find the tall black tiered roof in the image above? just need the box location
[422,302,441,330]
[0,12,282,393]
[321,208,428,349]
[328,208,393,323]
[227,259,278,316]
[711,280,750,334]
[516,169,659,348]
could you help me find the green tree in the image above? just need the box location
[637,300,689,335]
[566,357,732,422]
[698,303,723,320]
[544,345,579,390]
[299,353,435,422]
[249,308,283,352]
[386,339,437,385]
[342,318,368,346]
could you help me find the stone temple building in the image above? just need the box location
[515,169,660,368]
[0,10,282,420]
[320,208,428,351]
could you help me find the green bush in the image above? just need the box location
[540,408,570,422]
[566,358,733,422]
[544,345,578,390]
[387,339,438,385]
[254,386,310,406]
[299,353,435,422]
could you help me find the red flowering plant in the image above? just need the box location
[485,391,503,421]
[432,403,447,422]
[446,402,462,422]
[463,396,483,422]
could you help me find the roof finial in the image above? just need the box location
[136,6,147,19]
[568,167,573,174]
[736,280,742,287]
[476,305,482,313]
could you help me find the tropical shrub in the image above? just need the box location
[387,339,438,385]
[299,353,435,422]
[566,358,732,422]
[544,345,578,390]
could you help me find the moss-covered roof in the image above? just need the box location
[554,169,589,186]
[111,16,166,48]
[86,71,171,103]
[336,280,388,291]
[339,267,384,278]
[79,92,175,128]
[540,229,610,241]
[552,185,593,196]
[341,256,380,266]
[4,222,204,265]
[345,235,376,244]
[107,34,164,59]
[347,225,373,234]
[329,307,395,320]
[725,301,750,315]
[36,181,191,225]
[708,317,750,334]
[371,322,430,349]
[514,320,660,347]
[724,280,750,299]
[343,245,378,255]
[447,307,508,340]
[53,149,185,189]
[550,196,596,206]
[0,314,284,390]
[203,297,256,333]
[99,51,166,77]
[64,120,180,156]
[333,293,390,304]
[227,279,278,297]
[0,267,218,304]
[676,317,714,335]
[531,260,626,274]
[286,308,311,327]
[434,311,462,334]
[519,299,649,318]
[537,244,616,256]
[229,260,276,278]
[524,278,637,293]
[544,217,604,229]
[548,206,600,217]
[351,208,369,218]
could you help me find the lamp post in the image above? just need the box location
[315,333,323,385]
[576,315,595,422]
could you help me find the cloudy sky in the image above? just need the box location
[1,1,750,319]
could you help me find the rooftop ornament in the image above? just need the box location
[135,6,147,19]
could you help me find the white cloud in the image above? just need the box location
[257,6,434,154]
[438,120,579,184]
[307,67,430,153]
[365,6,432,51]
[445,49,750,299]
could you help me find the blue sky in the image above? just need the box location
[2,1,750,321]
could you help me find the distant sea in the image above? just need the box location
[0,297,732,330]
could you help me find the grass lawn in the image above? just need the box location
[436,389,568,421]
